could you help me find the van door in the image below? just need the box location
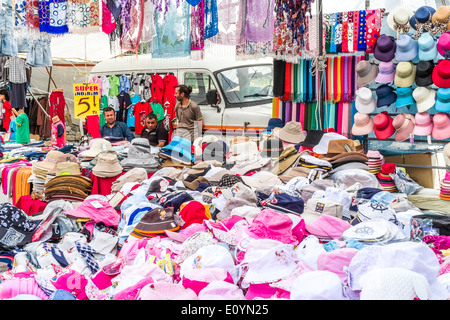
[182,71,224,137]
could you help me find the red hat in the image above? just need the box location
[373,111,395,140]
[432,59,450,88]
[381,163,396,175]
[177,200,211,229]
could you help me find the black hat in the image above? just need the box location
[415,60,434,87]
[376,84,397,108]
[296,130,326,148]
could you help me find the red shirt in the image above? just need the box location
[151,73,164,105]
[162,74,178,140]
[3,100,12,131]
[133,101,152,135]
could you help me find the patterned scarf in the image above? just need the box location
[38,0,69,35]
[120,0,144,52]
[209,0,244,45]
[190,0,205,50]
[67,0,100,33]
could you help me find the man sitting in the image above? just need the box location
[140,113,168,147]
[100,107,135,142]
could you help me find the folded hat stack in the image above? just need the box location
[376,163,398,193]
[366,150,384,175]
[439,172,450,201]
[31,150,65,199]
[43,175,93,202]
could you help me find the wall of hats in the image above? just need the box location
[352,4,450,156]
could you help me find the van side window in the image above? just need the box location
[184,72,216,105]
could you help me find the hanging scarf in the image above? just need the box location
[329,13,337,53]
[324,13,332,53]
[190,0,205,50]
[27,0,40,31]
[101,0,116,35]
[347,11,354,53]
[365,9,381,54]
[353,11,359,52]
[15,0,28,31]
[151,1,191,58]
[67,0,100,34]
[38,0,69,35]
[357,10,367,52]
[120,0,144,52]
[209,0,244,45]
[243,0,274,42]
[205,0,219,39]
[140,0,156,43]
[335,12,343,53]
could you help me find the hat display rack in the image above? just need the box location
[352,4,450,168]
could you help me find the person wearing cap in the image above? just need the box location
[100,106,135,142]
[140,113,168,147]
[173,84,203,142]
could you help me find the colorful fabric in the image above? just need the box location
[243,0,274,42]
[27,0,41,31]
[38,0,69,35]
[121,0,144,52]
[67,0,100,33]
[209,0,244,45]
[365,9,381,54]
[190,0,205,50]
[357,10,367,52]
[204,0,219,39]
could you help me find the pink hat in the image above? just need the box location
[182,268,234,295]
[137,283,199,300]
[352,112,374,136]
[64,198,120,227]
[245,209,299,245]
[0,274,49,300]
[51,269,89,300]
[305,214,351,239]
[165,223,207,243]
[432,112,450,140]
[413,112,433,136]
[245,282,290,300]
[437,31,450,57]
[112,277,154,300]
[392,113,416,141]
[317,248,359,282]
[198,280,245,300]
[375,61,396,83]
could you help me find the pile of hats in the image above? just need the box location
[319,139,369,174]
[43,174,93,202]
[160,136,195,166]
[365,150,384,175]
[78,138,113,166]
[376,163,398,193]
[31,150,65,198]
[439,172,450,200]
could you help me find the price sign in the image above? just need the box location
[73,83,100,119]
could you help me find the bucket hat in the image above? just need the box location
[47,153,78,175]
[413,112,433,136]
[355,87,376,114]
[387,6,414,34]
[92,152,123,178]
[394,61,416,87]
[182,268,235,295]
[241,171,283,190]
[373,111,395,140]
[305,214,351,240]
[290,270,348,300]
[395,87,415,108]
[410,6,436,31]
[64,198,119,227]
[432,112,450,140]
[437,31,450,57]
[375,61,395,83]
[230,138,258,156]
[412,86,436,112]
[435,87,450,112]
[271,146,301,175]
[376,84,397,107]
[393,113,416,142]
[395,34,418,62]
[230,151,271,175]
[278,121,306,144]
[55,162,81,176]
[260,138,284,158]
[121,138,160,170]
[198,281,245,300]
[417,32,438,61]
[160,136,194,164]
[263,118,284,132]
[432,59,450,88]
[79,138,112,158]
[352,113,374,136]
[33,150,64,171]
[356,60,378,87]
[415,60,435,87]
[137,283,198,300]
[374,34,396,62]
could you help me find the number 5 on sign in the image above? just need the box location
[73,83,100,119]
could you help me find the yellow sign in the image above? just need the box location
[73,83,100,119]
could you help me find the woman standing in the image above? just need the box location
[0,89,13,132]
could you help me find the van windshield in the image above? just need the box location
[216,65,273,105]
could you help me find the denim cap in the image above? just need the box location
[395,87,416,108]
[435,88,450,113]
[415,60,434,87]
[417,33,438,61]
[376,84,397,108]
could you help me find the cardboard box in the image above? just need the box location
[384,153,434,189]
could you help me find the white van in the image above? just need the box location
[89,55,274,142]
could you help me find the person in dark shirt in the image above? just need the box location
[140,113,168,147]
[100,107,135,142]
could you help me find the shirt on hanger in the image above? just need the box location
[119,74,131,93]
[4,57,31,84]
[133,101,152,135]
[109,74,121,96]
